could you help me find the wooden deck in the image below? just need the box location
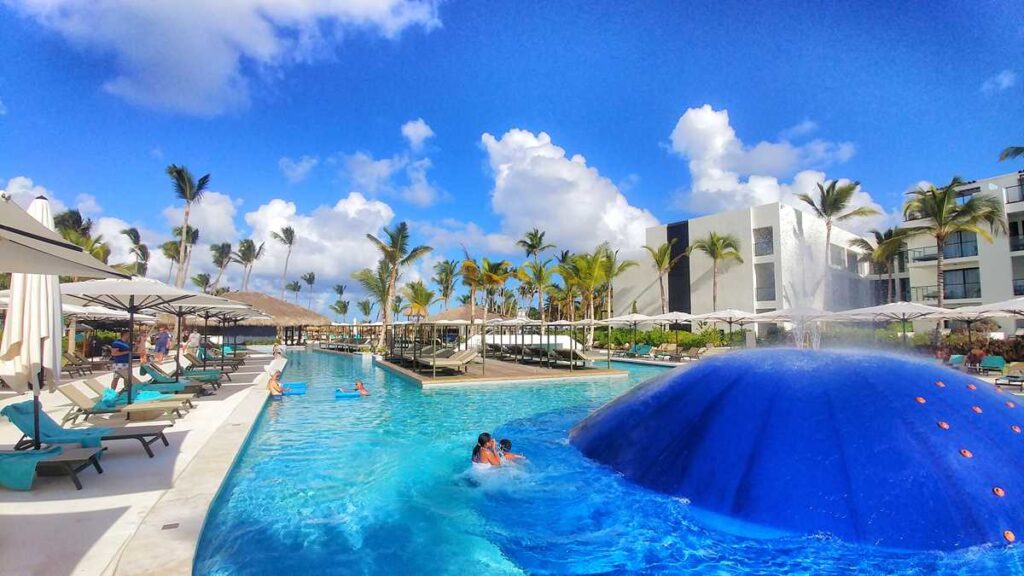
[373,356,629,387]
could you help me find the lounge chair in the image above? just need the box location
[140,363,218,393]
[948,354,966,369]
[2,400,171,458]
[415,349,478,374]
[0,446,104,490]
[551,348,594,368]
[626,344,653,358]
[71,352,111,371]
[182,353,233,380]
[979,355,1007,375]
[63,352,94,374]
[81,378,195,408]
[58,383,187,426]
[681,347,707,361]
[198,347,243,369]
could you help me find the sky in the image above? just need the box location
[0,0,1021,316]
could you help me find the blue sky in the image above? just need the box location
[0,0,1021,313]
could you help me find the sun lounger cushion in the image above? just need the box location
[95,389,173,410]
[0,446,63,490]
[2,401,111,448]
[979,356,1006,373]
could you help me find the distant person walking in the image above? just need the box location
[186,330,201,356]
[110,330,132,391]
[154,325,171,362]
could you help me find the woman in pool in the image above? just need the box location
[471,432,501,467]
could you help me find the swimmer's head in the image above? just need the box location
[499,439,512,451]
[477,432,492,447]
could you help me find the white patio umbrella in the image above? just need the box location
[934,302,1019,346]
[61,278,232,403]
[960,297,1024,317]
[691,309,756,343]
[0,196,122,449]
[833,302,946,344]
[62,304,157,355]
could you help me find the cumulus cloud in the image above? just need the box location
[981,70,1017,94]
[162,191,241,243]
[481,129,659,252]
[75,193,102,216]
[779,119,818,140]
[340,150,444,206]
[7,0,441,115]
[1,176,66,212]
[668,105,887,232]
[400,158,445,206]
[401,118,434,151]
[414,218,517,255]
[278,155,319,183]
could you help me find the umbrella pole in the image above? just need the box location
[33,339,43,450]
[127,296,135,405]
[175,311,183,382]
[901,314,907,346]
[203,315,210,370]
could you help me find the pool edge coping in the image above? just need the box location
[108,368,276,576]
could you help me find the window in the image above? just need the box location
[753,227,773,256]
[955,187,979,206]
[943,231,978,259]
[846,252,859,273]
[829,244,844,268]
[755,263,775,301]
[943,268,981,300]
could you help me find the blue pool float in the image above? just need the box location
[335,389,361,400]
[282,382,306,396]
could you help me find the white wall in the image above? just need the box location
[687,205,756,314]
[612,226,666,316]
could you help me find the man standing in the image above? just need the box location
[110,330,132,391]
[187,329,201,356]
[154,325,171,362]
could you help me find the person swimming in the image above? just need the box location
[354,379,369,396]
[471,432,501,467]
[497,438,525,462]
[267,370,288,396]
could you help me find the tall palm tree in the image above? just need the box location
[271,226,297,299]
[232,239,265,291]
[120,227,149,276]
[402,280,436,321]
[431,260,460,310]
[167,164,210,287]
[848,227,909,304]
[365,222,433,348]
[518,258,554,328]
[172,225,199,282]
[353,261,391,314]
[600,244,637,320]
[285,281,302,303]
[356,299,375,322]
[210,242,233,289]
[644,239,686,314]
[903,176,1006,308]
[517,228,554,267]
[54,209,92,237]
[62,229,111,264]
[329,300,350,321]
[797,179,879,303]
[459,254,485,324]
[479,259,513,323]
[301,272,316,308]
[191,273,212,293]
[687,232,744,312]
[333,284,347,298]
[160,240,180,283]
[1000,146,1024,161]
[564,248,607,346]
[392,294,406,320]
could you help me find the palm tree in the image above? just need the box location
[402,280,436,321]
[392,294,406,320]
[301,272,316,308]
[62,229,111,264]
[797,179,880,303]
[687,232,744,312]
[285,281,302,302]
[232,239,265,291]
[191,273,212,293]
[210,242,233,289]
[329,300,350,321]
[848,227,909,304]
[271,226,297,299]
[903,176,1006,308]
[518,258,554,329]
[356,299,375,322]
[431,260,460,310]
[365,222,433,347]
[564,248,607,346]
[600,244,637,320]
[161,240,180,283]
[167,164,210,287]
[1000,146,1024,161]
[461,256,513,324]
[517,228,554,266]
[333,284,347,298]
[644,239,686,314]
[172,225,199,282]
[353,261,391,317]
[54,209,92,237]
[120,227,150,276]
[456,294,471,306]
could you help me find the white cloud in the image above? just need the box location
[0,97,6,116]
[162,191,241,243]
[779,119,818,140]
[1,176,66,212]
[981,70,1017,94]
[278,155,319,183]
[340,149,444,206]
[401,118,434,151]
[414,218,517,255]
[150,147,164,160]
[399,158,444,206]
[481,128,659,252]
[668,105,886,232]
[75,193,102,216]
[7,0,441,115]
[342,151,405,194]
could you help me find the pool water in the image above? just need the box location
[195,352,1024,575]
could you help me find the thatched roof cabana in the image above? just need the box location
[427,305,508,323]
[224,292,331,327]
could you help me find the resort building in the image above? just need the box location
[613,201,873,317]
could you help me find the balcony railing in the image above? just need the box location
[1011,236,1024,252]
[1015,279,1024,297]
[756,286,776,301]
[754,240,774,257]
[1008,184,1023,204]
[911,284,981,302]
[907,243,978,262]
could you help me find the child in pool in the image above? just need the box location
[497,438,525,462]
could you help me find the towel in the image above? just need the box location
[1,401,110,448]
[94,389,171,410]
[0,446,62,490]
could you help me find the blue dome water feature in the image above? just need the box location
[570,349,1024,551]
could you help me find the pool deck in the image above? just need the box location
[0,353,280,576]
[369,354,629,387]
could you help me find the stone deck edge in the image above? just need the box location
[372,356,630,388]
[108,372,274,575]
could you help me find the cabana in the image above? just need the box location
[223,291,331,344]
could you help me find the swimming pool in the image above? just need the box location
[195,351,1024,575]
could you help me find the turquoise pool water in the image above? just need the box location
[195,352,1024,575]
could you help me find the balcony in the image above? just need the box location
[1011,236,1024,252]
[907,243,978,263]
[1016,279,1024,297]
[754,240,774,257]
[756,286,776,301]
[911,283,981,302]
[1008,184,1023,204]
